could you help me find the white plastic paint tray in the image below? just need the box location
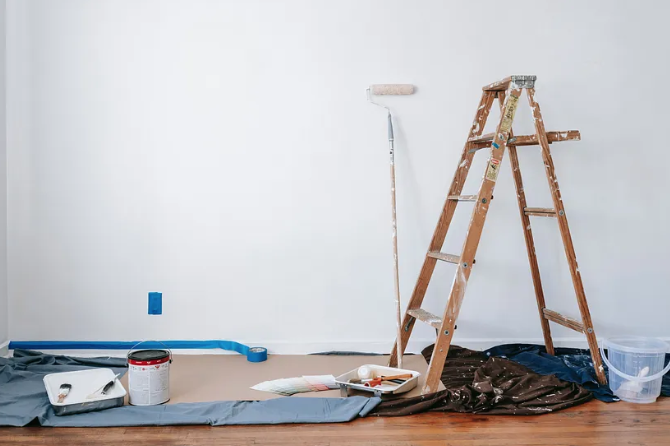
[335,364,420,397]
[44,368,126,416]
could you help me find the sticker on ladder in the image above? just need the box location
[485,158,501,182]
[500,94,520,133]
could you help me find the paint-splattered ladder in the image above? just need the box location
[389,75,607,394]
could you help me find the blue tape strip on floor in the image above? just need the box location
[7,340,268,362]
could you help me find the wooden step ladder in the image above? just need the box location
[388,75,607,394]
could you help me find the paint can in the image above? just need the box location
[127,343,172,406]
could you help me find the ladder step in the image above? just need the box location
[448,195,478,202]
[427,251,460,264]
[524,207,557,217]
[468,132,496,144]
[543,309,584,333]
[407,309,442,329]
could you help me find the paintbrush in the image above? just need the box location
[86,373,121,400]
[57,383,72,403]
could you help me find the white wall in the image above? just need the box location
[0,0,7,354]
[6,0,670,353]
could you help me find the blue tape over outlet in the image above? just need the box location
[148,292,162,315]
[8,340,268,362]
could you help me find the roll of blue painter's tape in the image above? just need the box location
[247,347,268,362]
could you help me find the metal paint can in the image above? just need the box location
[127,347,172,406]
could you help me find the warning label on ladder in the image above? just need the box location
[500,94,520,133]
[485,158,501,182]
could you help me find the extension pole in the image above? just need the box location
[367,84,414,368]
[388,112,403,368]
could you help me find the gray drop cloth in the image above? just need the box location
[0,350,380,427]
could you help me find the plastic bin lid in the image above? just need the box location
[604,337,669,354]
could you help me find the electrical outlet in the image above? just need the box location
[148,292,162,315]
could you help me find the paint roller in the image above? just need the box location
[369,84,415,96]
[366,84,415,368]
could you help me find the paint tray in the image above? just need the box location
[334,364,420,397]
[43,368,126,416]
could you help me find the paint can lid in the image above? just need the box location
[128,349,170,361]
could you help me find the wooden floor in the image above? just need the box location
[3,398,668,445]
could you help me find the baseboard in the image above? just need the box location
[0,341,9,358]
[5,337,620,358]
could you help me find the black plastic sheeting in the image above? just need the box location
[372,345,593,416]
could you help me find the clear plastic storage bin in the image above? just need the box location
[600,337,670,404]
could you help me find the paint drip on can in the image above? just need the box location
[127,348,172,406]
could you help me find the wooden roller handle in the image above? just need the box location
[380,373,413,381]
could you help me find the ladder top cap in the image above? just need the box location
[483,75,537,91]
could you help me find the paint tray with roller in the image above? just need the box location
[335,364,420,397]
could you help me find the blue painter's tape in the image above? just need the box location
[7,340,268,362]
[247,347,268,362]
[492,142,500,149]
